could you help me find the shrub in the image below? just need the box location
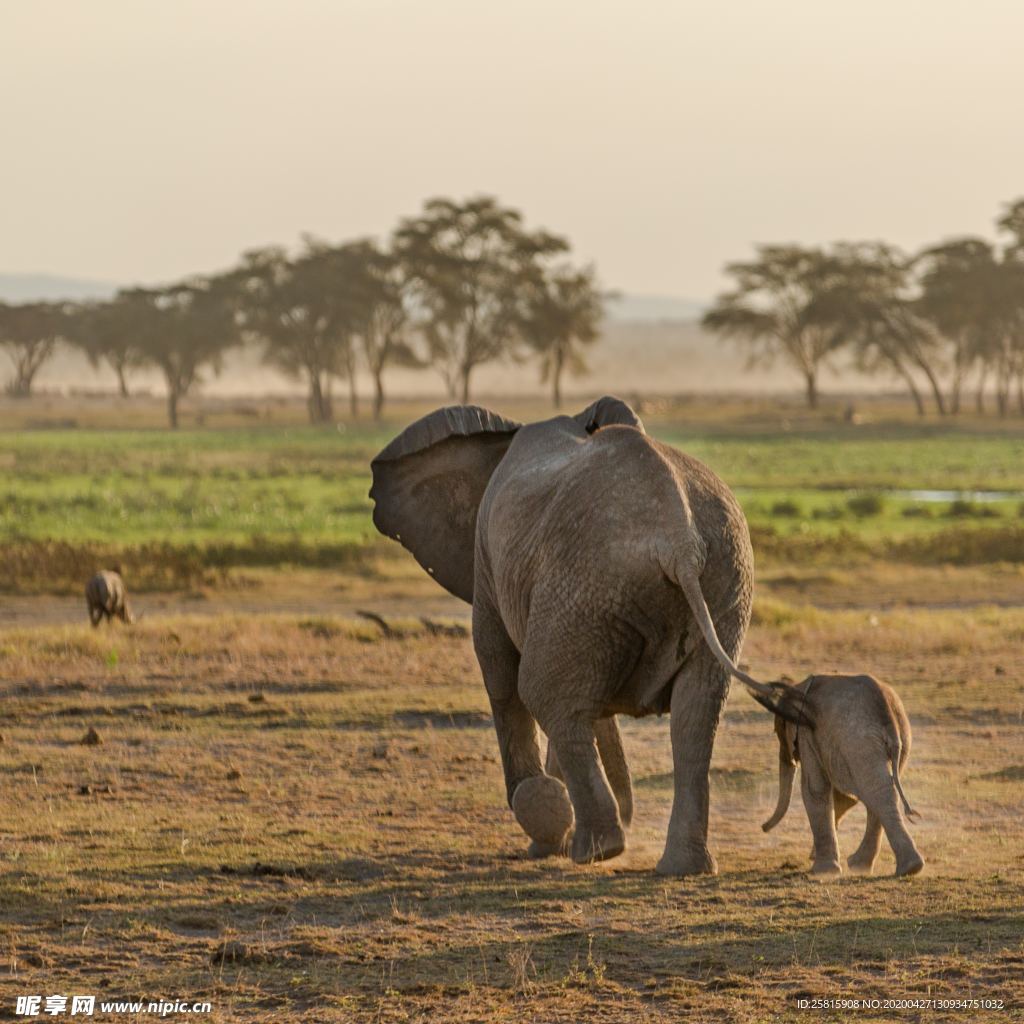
[892,525,1024,564]
[770,499,802,518]
[812,505,845,520]
[901,504,934,518]
[846,492,885,518]
[947,499,1000,519]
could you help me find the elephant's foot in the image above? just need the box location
[527,835,570,859]
[895,852,924,878]
[656,843,717,877]
[810,858,842,877]
[571,822,625,864]
[846,851,876,875]
[512,775,573,851]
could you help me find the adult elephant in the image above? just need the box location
[369,397,798,875]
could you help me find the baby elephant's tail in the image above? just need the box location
[890,739,920,823]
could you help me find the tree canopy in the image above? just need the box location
[394,196,568,402]
[126,277,239,428]
[519,264,606,408]
[0,301,68,397]
[702,245,846,408]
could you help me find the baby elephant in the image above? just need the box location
[85,570,135,627]
[762,673,924,878]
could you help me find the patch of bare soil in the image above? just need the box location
[0,599,1021,1020]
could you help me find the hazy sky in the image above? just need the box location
[3,0,1023,298]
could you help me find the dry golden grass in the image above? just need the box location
[1,599,1022,1022]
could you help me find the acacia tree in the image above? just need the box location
[65,298,145,397]
[128,276,238,428]
[996,198,1024,413]
[393,196,567,403]
[519,264,605,408]
[997,198,1024,254]
[914,239,1012,415]
[0,301,66,396]
[235,244,361,423]
[817,243,947,415]
[341,240,420,419]
[701,246,845,408]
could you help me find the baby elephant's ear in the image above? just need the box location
[370,406,521,603]
[573,395,644,434]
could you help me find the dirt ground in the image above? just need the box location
[8,561,1024,629]
[1,580,1022,1022]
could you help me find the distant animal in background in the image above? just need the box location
[85,569,135,627]
[762,673,924,877]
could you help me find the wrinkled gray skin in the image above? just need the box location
[86,570,135,627]
[763,674,924,877]
[371,397,800,875]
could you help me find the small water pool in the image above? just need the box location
[896,490,1022,503]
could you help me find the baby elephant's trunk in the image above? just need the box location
[762,747,795,832]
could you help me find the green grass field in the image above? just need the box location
[4,410,1024,593]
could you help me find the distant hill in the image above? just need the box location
[0,273,117,303]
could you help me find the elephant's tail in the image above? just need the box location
[887,734,920,823]
[672,566,813,729]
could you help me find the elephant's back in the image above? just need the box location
[489,425,752,580]
[490,426,750,617]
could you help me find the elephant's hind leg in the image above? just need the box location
[595,718,634,828]
[860,764,924,877]
[473,599,572,857]
[658,645,729,876]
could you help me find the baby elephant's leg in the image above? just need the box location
[801,762,841,876]
[847,810,883,874]
[860,765,924,877]
[808,790,856,861]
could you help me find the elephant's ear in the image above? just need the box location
[369,406,521,603]
[573,395,644,434]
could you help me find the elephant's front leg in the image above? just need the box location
[801,758,842,876]
[519,643,624,864]
[473,600,573,857]
[550,718,634,829]
[543,724,624,863]
[810,790,857,860]
[658,647,729,876]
